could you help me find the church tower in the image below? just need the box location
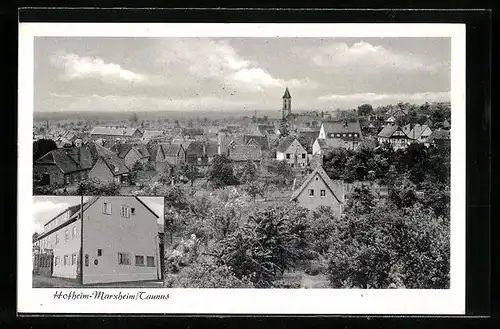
[282,87,292,119]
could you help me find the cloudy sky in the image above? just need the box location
[34,37,451,113]
[32,196,164,234]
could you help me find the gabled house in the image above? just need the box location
[290,165,344,218]
[377,124,409,150]
[34,146,93,186]
[403,123,433,144]
[297,129,321,153]
[228,144,262,166]
[318,120,363,150]
[32,196,162,284]
[149,143,186,172]
[111,144,150,169]
[175,140,219,166]
[424,129,451,148]
[218,134,269,156]
[89,127,143,140]
[312,138,347,156]
[180,128,204,140]
[276,137,308,168]
[88,147,131,185]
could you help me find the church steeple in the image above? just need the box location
[282,87,292,119]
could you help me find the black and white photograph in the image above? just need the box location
[32,196,165,288]
[18,22,466,314]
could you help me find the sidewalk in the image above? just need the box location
[33,275,164,288]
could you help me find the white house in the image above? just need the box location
[403,124,433,144]
[312,138,347,156]
[32,196,162,284]
[377,124,409,150]
[276,137,308,168]
[318,120,362,150]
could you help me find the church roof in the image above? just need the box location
[282,87,291,99]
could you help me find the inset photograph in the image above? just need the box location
[32,195,164,288]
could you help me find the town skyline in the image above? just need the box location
[35,37,451,113]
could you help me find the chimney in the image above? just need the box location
[202,143,206,155]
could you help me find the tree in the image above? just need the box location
[75,178,121,196]
[239,160,258,184]
[269,160,293,186]
[214,203,309,287]
[242,180,265,202]
[207,154,238,188]
[357,104,374,117]
[33,139,57,161]
[181,164,201,186]
[326,201,449,289]
[278,118,290,137]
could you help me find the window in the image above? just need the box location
[72,227,77,239]
[71,253,77,265]
[85,254,89,267]
[65,176,70,184]
[103,202,112,215]
[55,256,60,266]
[64,230,69,242]
[301,153,306,159]
[64,255,69,266]
[120,205,130,218]
[55,234,59,244]
[131,208,136,215]
[354,133,358,137]
[308,189,314,197]
[286,153,291,159]
[146,256,155,267]
[118,252,131,265]
[343,134,346,137]
[348,134,352,137]
[320,190,326,197]
[135,255,145,266]
[97,249,102,257]
[336,134,340,137]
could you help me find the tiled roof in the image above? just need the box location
[377,124,400,138]
[298,129,321,146]
[229,145,261,162]
[322,120,363,139]
[134,144,150,158]
[290,166,343,203]
[244,135,269,150]
[142,130,163,140]
[100,153,129,176]
[35,147,93,174]
[405,124,431,140]
[277,136,300,153]
[161,143,183,157]
[316,138,346,150]
[425,129,450,143]
[90,127,141,137]
[181,128,204,137]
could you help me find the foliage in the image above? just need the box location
[278,118,290,137]
[268,160,294,186]
[75,178,121,196]
[238,160,258,184]
[242,181,265,201]
[214,203,309,287]
[326,196,450,289]
[181,164,201,186]
[176,258,255,288]
[207,154,239,188]
[357,104,374,117]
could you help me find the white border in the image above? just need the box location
[18,23,466,315]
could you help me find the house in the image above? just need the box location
[34,146,93,186]
[176,140,219,166]
[312,138,347,156]
[111,144,150,169]
[32,196,162,284]
[377,124,409,150]
[441,119,451,130]
[249,124,276,136]
[218,135,269,156]
[228,144,262,165]
[424,129,451,148]
[149,143,186,172]
[297,129,321,153]
[141,130,164,144]
[88,149,131,185]
[318,120,363,150]
[276,137,308,168]
[403,124,433,144]
[89,127,143,140]
[180,128,204,140]
[290,166,344,218]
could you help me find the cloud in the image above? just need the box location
[160,39,317,92]
[312,41,442,72]
[33,200,70,234]
[50,52,161,85]
[317,91,450,104]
